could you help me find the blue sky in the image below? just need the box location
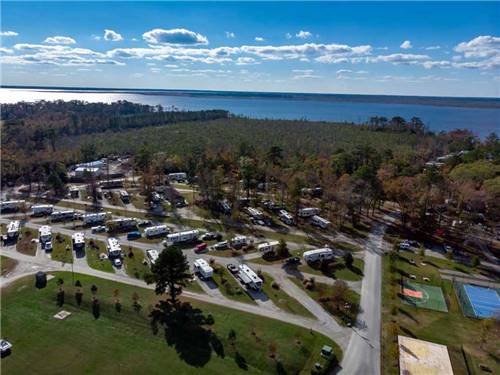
[1,1,499,97]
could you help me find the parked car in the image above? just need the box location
[213,241,229,250]
[194,242,208,254]
[113,258,122,267]
[91,225,107,233]
[127,231,142,240]
[44,241,53,251]
[226,263,238,274]
[201,232,222,241]
[284,257,301,266]
[0,339,12,354]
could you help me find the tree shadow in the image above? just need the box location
[398,307,419,324]
[150,300,222,368]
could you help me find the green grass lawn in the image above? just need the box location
[1,272,341,374]
[261,272,313,317]
[85,239,115,273]
[122,246,150,280]
[1,255,18,276]
[298,258,364,282]
[16,227,38,256]
[51,233,74,264]
[131,194,147,209]
[211,264,256,305]
[381,252,500,375]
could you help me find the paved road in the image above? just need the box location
[339,214,393,375]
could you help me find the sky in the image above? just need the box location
[1,1,499,97]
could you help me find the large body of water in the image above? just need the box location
[1,87,498,137]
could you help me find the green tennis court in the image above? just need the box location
[401,280,448,312]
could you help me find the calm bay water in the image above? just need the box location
[1,88,498,137]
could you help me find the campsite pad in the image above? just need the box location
[401,280,448,312]
[54,310,72,320]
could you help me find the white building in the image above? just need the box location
[303,247,334,263]
[39,225,52,243]
[238,264,263,291]
[6,220,20,238]
[31,204,54,216]
[106,238,122,257]
[144,225,169,238]
[193,259,213,279]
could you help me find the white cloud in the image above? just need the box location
[225,31,235,39]
[235,57,258,65]
[368,53,429,65]
[132,73,144,78]
[400,40,412,49]
[143,28,208,45]
[285,33,292,40]
[254,37,265,42]
[454,35,499,58]
[150,67,161,73]
[164,64,178,68]
[422,60,451,69]
[44,36,76,45]
[0,47,13,54]
[0,31,18,37]
[336,69,369,79]
[104,29,123,42]
[425,45,441,50]
[296,30,312,39]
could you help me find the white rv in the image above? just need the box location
[50,210,75,221]
[303,247,334,263]
[168,172,187,182]
[230,235,248,248]
[238,264,263,291]
[257,241,280,254]
[164,230,199,245]
[72,232,85,251]
[106,237,122,257]
[6,221,20,238]
[298,207,320,218]
[82,212,108,225]
[245,207,264,220]
[31,204,54,216]
[193,259,213,279]
[38,225,52,243]
[310,215,331,229]
[144,225,169,238]
[0,200,26,212]
[278,210,295,225]
[146,249,159,265]
[119,190,130,203]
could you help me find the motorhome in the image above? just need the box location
[278,210,295,225]
[257,241,280,254]
[144,225,169,238]
[119,190,130,203]
[82,212,108,225]
[303,247,334,263]
[237,264,263,291]
[99,179,124,189]
[107,218,137,231]
[31,204,54,216]
[72,232,85,251]
[164,230,199,245]
[230,235,248,248]
[310,215,331,229]
[193,259,213,280]
[50,210,75,221]
[106,237,122,257]
[146,249,159,265]
[6,221,20,238]
[39,225,52,243]
[0,200,26,212]
[168,172,187,182]
[298,207,320,218]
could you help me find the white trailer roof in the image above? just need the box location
[303,247,333,257]
[238,264,262,285]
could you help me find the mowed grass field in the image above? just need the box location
[381,251,500,375]
[1,272,341,374]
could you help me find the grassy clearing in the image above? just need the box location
[211,263,256,305]
[1,255,18,276]
[51,233,74,264]
[298,258,364,282]
[131,194,147,210]
[261,272,313,317]
[122,246,150,280]
[16,227,38,256]
[381,251,500,375]
[1,272,341,374]
[85,239,115,273]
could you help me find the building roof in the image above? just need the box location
[398,336,454,375]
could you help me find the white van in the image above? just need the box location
[193,259,213,279]
[303,247,334,263]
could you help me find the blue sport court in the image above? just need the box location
[463,284,500,318]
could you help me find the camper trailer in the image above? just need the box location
[0,200,26,212]
[107,218,137,231]
[106,238,122,257]
[237,264,263,291]
[50,210,75,222]
[119,190,130,203]
[144,225,169,238]
[6,221,20,238]
[168,172,187,182]
[257,241,280,254]
[82,212,108,225]
[278,210,295,225]
[193,259,214,280]
[38,225,52,243]
[146,249,159,265]
[298,207,320,218]
[164,230,199,245]
[31,204,54,216]
[303,247,334,263]
[230,235,248,248]
[245,207,264,220]
[310,215,331,229]
[99,179,124,189]
[72,232,85,251]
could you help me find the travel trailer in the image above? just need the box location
[230,235,248,248]
[303,247,334,263]
[0,200,26,212]
[278,210,295,225]
[6,221,20,238]
[257,241,280,254]
[163,230,199,245]
[298,207,320,218]
[168,172,187,182]
[50,210,75,221]
[193,259,214,280]
[72,232,85,251]
[106,238,122,257]
[31,204,54,216]
[82,212,108,225]
[310,215,331,229]
[38,225,52,243]
[238,264,263,291]
[144,225,169,238]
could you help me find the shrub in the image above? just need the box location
[271,281,280,290]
